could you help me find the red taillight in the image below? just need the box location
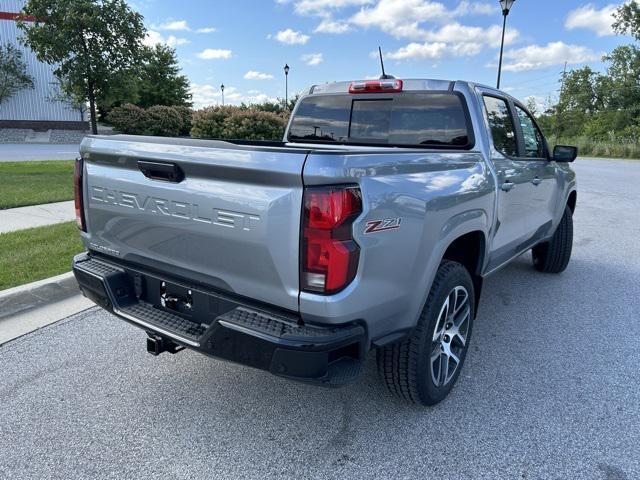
[349,79,403,94]
[302,186,362,294]
[74,157,86,231]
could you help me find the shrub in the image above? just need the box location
[190,106,239,139]
[144,105,183,137]
[106,104,148,135]
[220,109,287,141]
[171,105,193,136]
[557,135,640,160]
[191,106,287,141]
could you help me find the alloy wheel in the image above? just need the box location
[430,286,471,387]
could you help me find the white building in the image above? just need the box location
[1,0,87,139]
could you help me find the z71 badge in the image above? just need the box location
[364,217,402,234]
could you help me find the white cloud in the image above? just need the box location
[386,42,448,60]
[384,22,518,61]
[197,48,233,59]
[315,18,351,33]
[281,0,373,16]
[273,28,310,44]
[153,19,216,34]
[351,0,449,38]
[144,30,164,46]
[302,53,324,65]
[565,4,618,37]
[244,92,280,104]
[156,19,191,31]
[144,30,190,47]
[423,23,517,47]
[281,0,501,41]
[502,42,600,72]
[190,83,277,109]
[166,36,190,46]
[452,1,498,16]
[244,70,275,80]
[350,0,507,41]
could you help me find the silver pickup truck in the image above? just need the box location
[73,78,577,405]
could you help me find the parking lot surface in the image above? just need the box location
[1,158,639,479]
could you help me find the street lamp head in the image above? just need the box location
[499,0,515,15]
[220,83,224,91]
[284,64,290,75]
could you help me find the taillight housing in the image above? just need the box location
[74,157,86,231]
[301,186,362,294]
[349,79,403,94]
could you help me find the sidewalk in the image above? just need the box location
[0,143,80,161]
[0,201,75,234]
[0,201,89,338]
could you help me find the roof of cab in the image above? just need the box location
[308,78,454,95]
[306,78,519,104]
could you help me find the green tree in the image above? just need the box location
[0,44,34,105]
[95,69,140,120]
[525,96,539,117]
[614,0,640,40]
[137,45,192,108]
[17,0,145,134]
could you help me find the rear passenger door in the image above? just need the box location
[483,95,541,270]
[512,104,558,238]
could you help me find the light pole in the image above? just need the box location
[496,0,515,90]
[220,83,225,106]
[284,63,290,110]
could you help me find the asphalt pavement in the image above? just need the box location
[1,158,639,479]
[0,143,80,161]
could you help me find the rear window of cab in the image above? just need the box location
[288,92,474,149]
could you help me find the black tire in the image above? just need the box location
[377,261,475,406]
[532,205,573,273]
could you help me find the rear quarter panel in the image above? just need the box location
[301,149,495,342]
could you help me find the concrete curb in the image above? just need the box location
[0,272,79,320]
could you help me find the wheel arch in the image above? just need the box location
[441,230,486,315]
[567,190,577,213]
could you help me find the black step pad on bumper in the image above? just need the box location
[73,253,366,386]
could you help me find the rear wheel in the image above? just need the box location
[532,205,573,273]
[377,261,474,405]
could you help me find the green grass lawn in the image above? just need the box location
[0,222,84,290]
[0,160,75,210]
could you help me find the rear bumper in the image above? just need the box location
[72,253,366,387]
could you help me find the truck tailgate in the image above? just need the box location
[80,136,308,312]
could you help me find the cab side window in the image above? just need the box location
[483,96,517,157]
[515,105,545,158]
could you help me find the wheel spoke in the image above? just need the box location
[451,305,470,346]
[432,297,449,342]
[440,353,449,386]
[452,287,468,318]
[445,351,460,383]
[430,349,442,386]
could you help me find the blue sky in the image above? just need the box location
[131,0,632,110]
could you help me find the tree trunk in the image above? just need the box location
[87,80,98,134]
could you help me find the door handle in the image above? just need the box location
[138,161,184,183]
[500,181,515,192]
[532,177,542,186]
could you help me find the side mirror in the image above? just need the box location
[553,145,578,163]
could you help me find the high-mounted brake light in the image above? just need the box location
[349,79,403,94]
[74,157,86,231]
[302,186,362,294]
